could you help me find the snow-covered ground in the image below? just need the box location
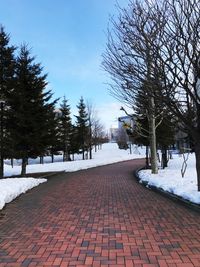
[4,143,145,177]
[138,152,200,204]
[2,143,199,209]
[0,178,47,210]
[0,143,145,210]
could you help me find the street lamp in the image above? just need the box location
[0,100,5,178]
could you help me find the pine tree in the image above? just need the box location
[75,97,89,160]
[156,116,175,168]
[134,85,175,168]
[0,26,16,178]
[59,96,72,161]
[46,105,60,163]
[70,124,80,160]
[7,45,57,176]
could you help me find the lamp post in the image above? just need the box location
[0,100,5,178]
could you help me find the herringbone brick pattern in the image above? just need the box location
[0,159,200,267]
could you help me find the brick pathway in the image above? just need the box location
[0,159,200,267]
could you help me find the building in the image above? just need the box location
[109,127,119,142]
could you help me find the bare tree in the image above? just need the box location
[92,118,105,152]
[86,101,95,159]
[148,0,200,189]
[102,0,165,174]
[103,0,200,189]
[86,101,106,157]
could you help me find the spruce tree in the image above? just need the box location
[59,96,72,161]
[69,124,80,160]
[7,45,57,176]
[75,97,89,160]
[0,26,16,178]
[134,85,175,168]
[46,105,60,163]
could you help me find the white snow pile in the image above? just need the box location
[4,143,145,177]
[0,178,47,210]
[0,143,144,210]
[138,153,200,204]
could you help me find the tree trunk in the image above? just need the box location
[0,102,4,178]
[195,141,200,191]
[161,147,168,169]
[11,158,14,168]
[51,154,54,163]
[129,143,132,154]
[89,124,92,159]
[195,104,200,191]
[0,154,3,178]
[63,151,69,162]
[66,152,71,161]
[21,157,28,176]
[145,145,149,168]
[63,143,69,162]
[149,97,158,174]
[89,146,92,159]
[82,149,85,160]
[40,156,44,164]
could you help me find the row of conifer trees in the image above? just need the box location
[0,26,106,177]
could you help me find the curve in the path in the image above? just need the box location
[0,159,200,267]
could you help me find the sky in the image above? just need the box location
[0,0,131,131]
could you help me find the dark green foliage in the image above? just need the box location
[132,117,149,146]
[133,81,175,168]
[0,26,16,177]
[69,125,80,158]
[75,97,89,159]
[59,96,72,161]
[45,102,60,162]
[132,86,151,147]
[156,116,175,149]
[0,26,16,99]
[7,45,57,175]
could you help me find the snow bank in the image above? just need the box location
[138,153,200,204]
[0,143,144,210]
[0,178,47,210]
[4,143,145,177]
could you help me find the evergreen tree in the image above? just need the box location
[75,97,89,160]
[46,105,60,163]
[156,116,175,168]
[70,124,80,160]
[59,96,72,161]
[0,26,16,98]
[0,26,16,178]
[133,85,175,168]
[7,45,57,176]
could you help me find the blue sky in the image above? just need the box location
[0,0,130,129]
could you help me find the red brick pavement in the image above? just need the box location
[0,159,200,267]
